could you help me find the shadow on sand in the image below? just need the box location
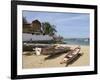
[44,51,70,60]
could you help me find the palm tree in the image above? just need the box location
[42,22,57,36]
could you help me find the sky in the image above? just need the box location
[23,11,90,38]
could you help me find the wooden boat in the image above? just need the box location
[23,43,71,56]
[60,46,83,65]
[41,46,71,55]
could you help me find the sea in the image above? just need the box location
[63,38,89,45]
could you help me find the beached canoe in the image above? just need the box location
[23,43,71,56]
[60,47,83,66]
[41,46,71,55]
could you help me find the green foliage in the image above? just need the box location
[42,22,57,36]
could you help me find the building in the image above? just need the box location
[23,20,54,43]
[23,20,42,34]
[23,33,54,42]
[23,19,63,43]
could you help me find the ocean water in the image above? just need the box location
[63,38,89,45]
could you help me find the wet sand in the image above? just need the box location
[22,45,90,69]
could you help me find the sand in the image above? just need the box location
[22,45,90,69]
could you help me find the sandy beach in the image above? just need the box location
[22,45,90,69]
